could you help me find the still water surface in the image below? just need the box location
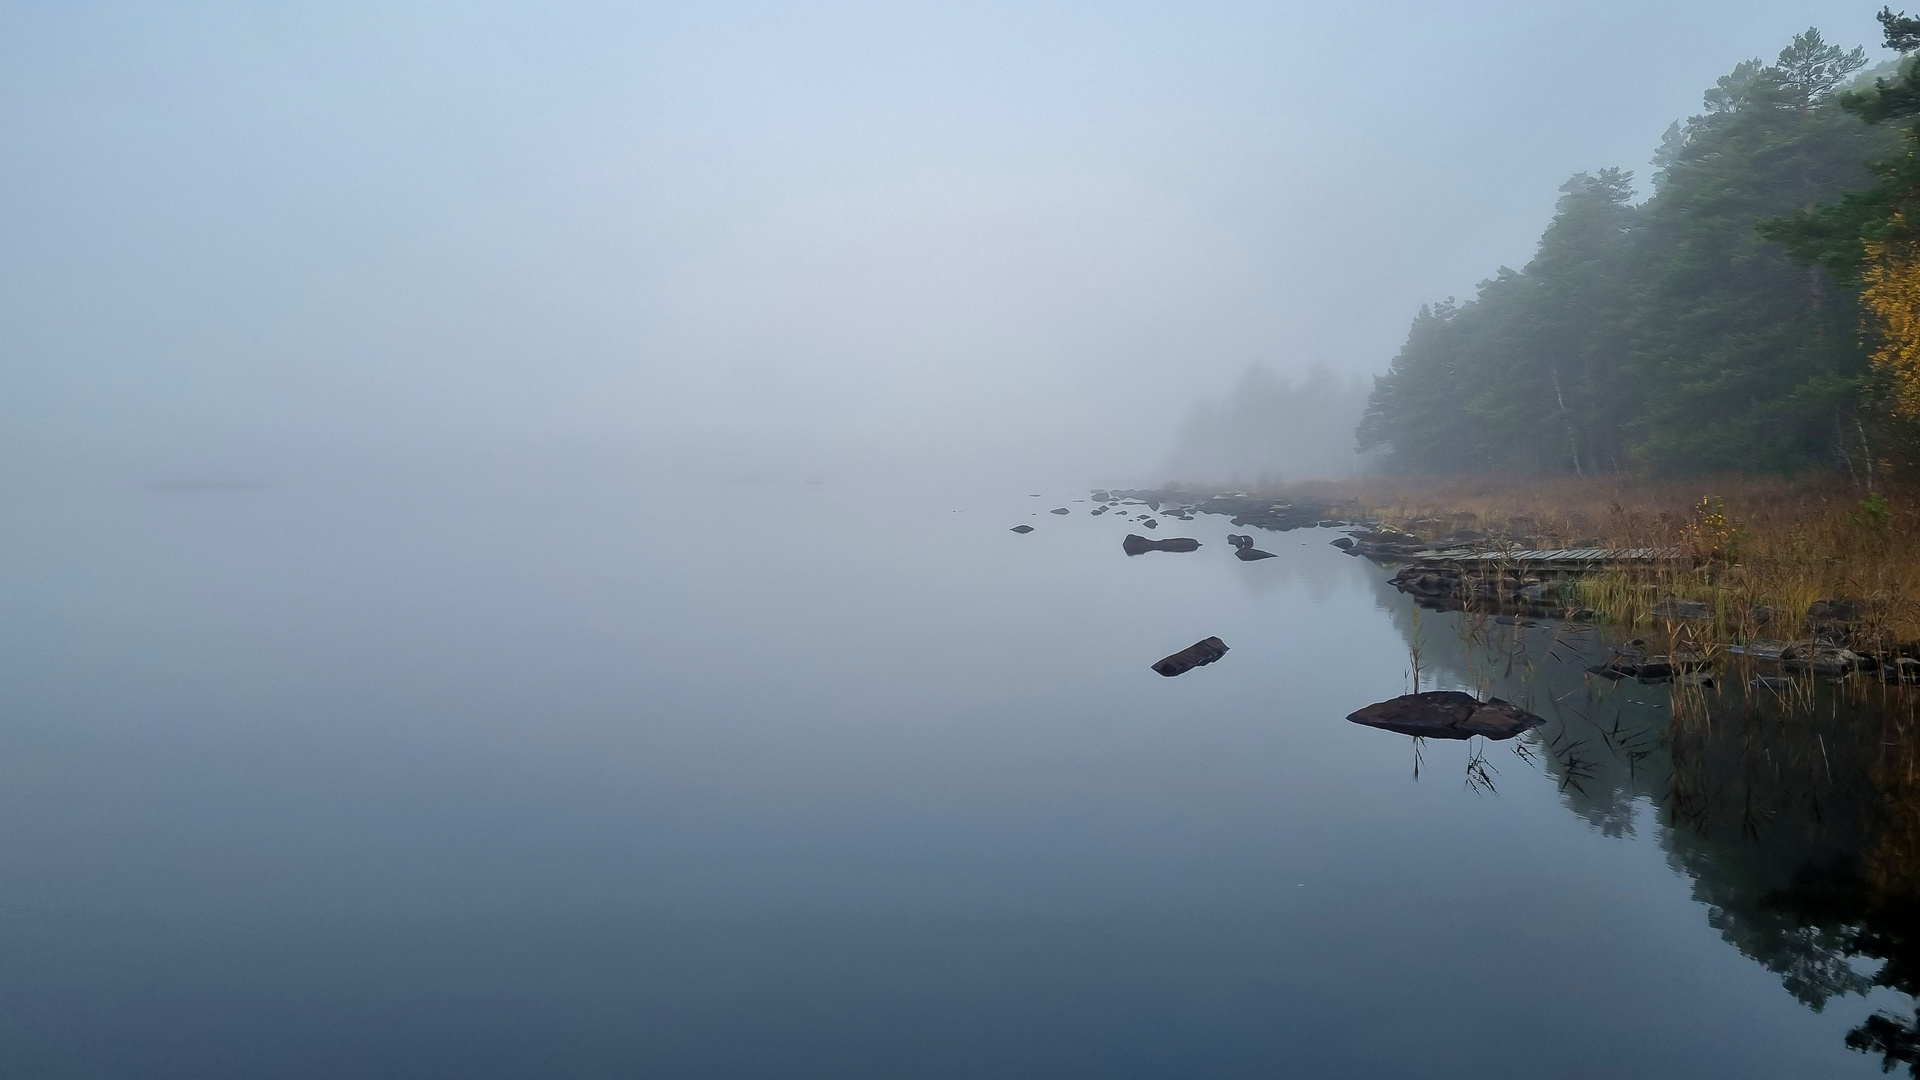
[4,483,1915,1077]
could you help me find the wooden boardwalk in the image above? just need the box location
[1419,547,1682,566]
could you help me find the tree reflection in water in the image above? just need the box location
[1369,569,1920,1073]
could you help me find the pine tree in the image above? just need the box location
[1361,25,1895,474]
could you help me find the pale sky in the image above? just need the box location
[0,1,1888,485]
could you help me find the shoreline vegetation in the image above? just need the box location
[1098,474,1920,1069]
[1144,13,1920,708]
[1130,475,1920,695]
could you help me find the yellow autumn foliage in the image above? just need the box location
[1862,237,1920,420]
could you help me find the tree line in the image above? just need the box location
[1359,19,1920,477]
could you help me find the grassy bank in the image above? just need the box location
[1186,475,1920,648]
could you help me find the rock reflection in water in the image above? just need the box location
[1346,690,1545,740]
[1369,565,1920,1075]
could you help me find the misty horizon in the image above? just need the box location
[15,7,1920,1076]
[3,2,1889,488]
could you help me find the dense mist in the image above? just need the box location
[16,8,1920,1076]
[0,2,1886,488]
[1164,365,1369,483]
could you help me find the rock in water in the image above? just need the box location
[1152,636,1229,677]
[1227,533,1253,550]
[1346,691,1545,741]
[1010,525,1035,534]
[1455,698,1547,738]
[1123,533,1201,556]
[1050,507,1070,515]
[1234,547,1277,561]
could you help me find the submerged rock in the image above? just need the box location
[1651,598,1712,620]
[1587,639,1710,683]
[1191,492,1344,531]
[1152,636,1229,677]
[1010,525,1035,534]
[1123,534,1201,556]
[1330,536,1356,550]
[1782,641,1863,676]
[1728,639,1863,676]
[1346,691,1545,741]
[1726,640,1789,662]
[1050,507,1070,515]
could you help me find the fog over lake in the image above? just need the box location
[4,3,1912,1076]
[0,1,1886,487]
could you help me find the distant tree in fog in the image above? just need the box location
[1164,364,1371,483]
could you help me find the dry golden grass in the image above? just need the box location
[1210,474,1920,646]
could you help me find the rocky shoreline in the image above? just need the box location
[1084,486,1920,693]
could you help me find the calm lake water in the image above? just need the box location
[5,482,1917,1077]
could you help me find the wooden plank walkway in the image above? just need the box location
[1420,547,1682,566]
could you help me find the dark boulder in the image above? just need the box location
[1142,519,1159,529]
[1330,536,1356,550]
[1152,636,1229,677]
[1346,691,1545,741]
[1010,525,1035,534]
[1123,534,1200,556]
[1227,533,1253,550]
[1806,598,1864,623]
[1782,641,1863,675]
[1234,547,1277,561]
